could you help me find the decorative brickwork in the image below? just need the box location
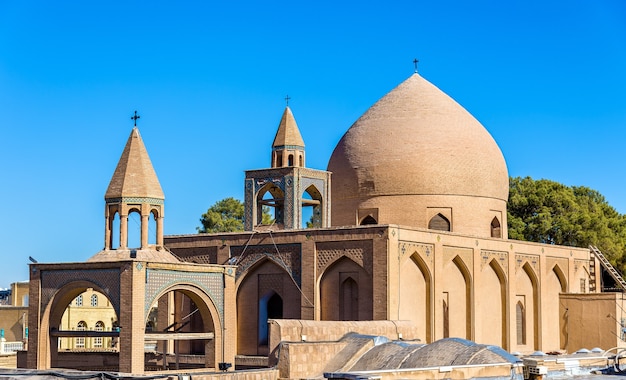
[515,254,540,274]
[40,269,121,317]
[317,240,373,276]
[174,246,218,264]
[480,250,509,274]
[399,242,434,270]
[232,244,301,286]
[259,273,285,298]
[574,259,588,273]
[145,269,224,323]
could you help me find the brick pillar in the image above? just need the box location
[26,266,41,369]
[222,268,237,370]
[119,262,146,373]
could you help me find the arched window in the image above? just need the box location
[75,295,83,307]
[360,215,377,225]
[299,154,303,167]
[516,301,526,345]
[76,321,87,348]
[288,154,294,166]
[428,213,450,231]
[276,152,283,167]
[90,294,98,307]
[491,217,501,238]
[94,321,104,348]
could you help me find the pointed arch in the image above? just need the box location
[399,253,432,343]
[449,255,472,339]
[319,256,372,322]
[428,213,450,232]
[477,259,507,349]
[552,264,568,292]
[546,263,568,350]
[236,258,300,355]
[518,262,539,350]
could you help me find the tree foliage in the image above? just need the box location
[508,176,626,272]
[197,197,272,233]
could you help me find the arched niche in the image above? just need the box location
[399,253,432,343]
[236,259,300,356]
[319,256,372,322]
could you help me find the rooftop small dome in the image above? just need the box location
[328,73,509,237]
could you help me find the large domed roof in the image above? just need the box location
[327,73,509,234]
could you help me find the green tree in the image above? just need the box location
[508,176,626,271]
[197,197,273,233]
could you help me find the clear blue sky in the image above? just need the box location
[1,1,625,287]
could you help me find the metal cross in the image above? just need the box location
[413,58,419,73]
[285,95,291,106]
[131,110,140,126]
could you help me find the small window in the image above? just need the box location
[276,152,283,167]
[91,294,98,307]
[76,321,87,348]
[288,154,294,166]
[75,295,83,307]
[428,213,450,231]
[580,278,586,293]
[360,215,377,225]
[94,321,104,348]
[491,217,501,238]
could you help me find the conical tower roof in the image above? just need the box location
[272,106,305,148]
[105,127,164,200]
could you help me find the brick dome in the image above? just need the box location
[327,73,509,237]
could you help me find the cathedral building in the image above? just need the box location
[26,70,624,374]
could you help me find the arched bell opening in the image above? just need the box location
[301,185,323,228]
[257,183,285,227]
[127,208,142,249]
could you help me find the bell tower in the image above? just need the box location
[271,106,305,168]
[104,126,165,250]
[244,105,331,231]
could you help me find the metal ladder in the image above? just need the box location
[589,245,626,291]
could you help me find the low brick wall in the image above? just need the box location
[268,319,419,354]
[276,341,347,379]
